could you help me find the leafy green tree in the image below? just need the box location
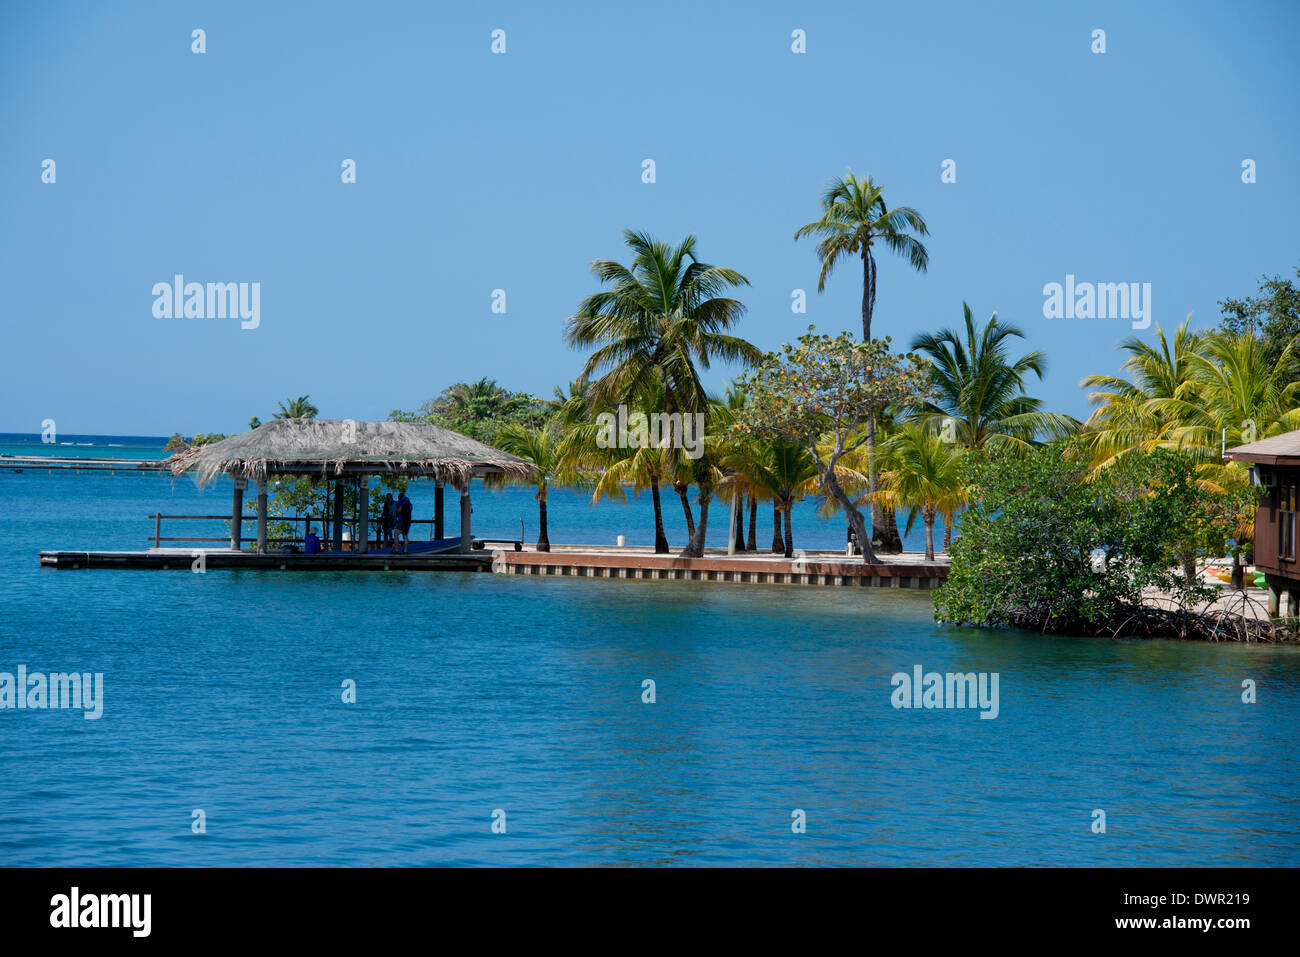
[736,330,929,564]
[1218,266,1300,379]
[392,379,549,446]
[934,445,1253,637]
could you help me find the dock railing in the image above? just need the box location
[147,513,447,550]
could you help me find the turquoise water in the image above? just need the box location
[2,442,1299,865]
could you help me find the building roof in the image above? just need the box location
[166,418,534,487]
[1225,429,1300,465]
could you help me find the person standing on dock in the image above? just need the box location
[395,492,413,553]
[304,526,321,555]
[380,493,397,548]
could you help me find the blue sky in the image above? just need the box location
[2,0,1297,434]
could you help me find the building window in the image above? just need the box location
[1281,485,1296,561]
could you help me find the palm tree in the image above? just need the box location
[495,423,564,552]
[565,229,761,428]
[274,395,318,419]
[566,231,761,555]
[911,303,1077,452]
[795,171,930,552]
[872,424,966,561]
[1080,316,1202,470]
[748,442,819,557]
[1158,331,1300,466]
[590,442,673,553]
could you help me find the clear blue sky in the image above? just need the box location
[2,0,1296,434]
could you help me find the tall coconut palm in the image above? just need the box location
[871,424,966,561]
[911,303,1077,452]
[495,422,565,552]
[794,171,930,552]
[565,230,761,422]
[274,395,318,419]
[566,231,761,555]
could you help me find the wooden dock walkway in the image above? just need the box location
[496,546,948,588]
[39,548,491,572]
[39,543,948,587]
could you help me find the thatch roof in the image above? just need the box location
[166,418,535,487]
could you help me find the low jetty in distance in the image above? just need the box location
[0,454,163,473]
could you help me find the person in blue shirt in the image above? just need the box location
[395,492,413,553]
[303,526,321,554]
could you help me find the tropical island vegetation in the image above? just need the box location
[162,170,1299,640]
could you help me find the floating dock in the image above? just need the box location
[40,544,948,587]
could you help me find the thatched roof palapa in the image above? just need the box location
[166,418,535,488]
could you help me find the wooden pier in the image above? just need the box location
[39,543,948,586]
[495,546,948,588]
[39,548,492,572]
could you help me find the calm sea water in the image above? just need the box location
[2,437,1298,866]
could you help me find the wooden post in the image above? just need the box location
[154,513,161,550]
[332,479,344,551]
[256,481,268,553]
[358,474,370,553]
[434,482,445,540]
[459,485,472,553]
[231,482,243,550]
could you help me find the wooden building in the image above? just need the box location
[1227,430,1300,615]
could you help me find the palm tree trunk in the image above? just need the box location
[536,496,550,552]
[680,491,711,558]
[861,247,876,342]
[783,504,794,558]
[859,247,901,553]
[675,480,695,537]
[923,510,935,562]
[650,478,669,554]
[772,502,783,553]
[943,511,954,552]
[746,494,757,551]
[733,493,745,552]
[1230,548,1243,589]
[865,415,901,551]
